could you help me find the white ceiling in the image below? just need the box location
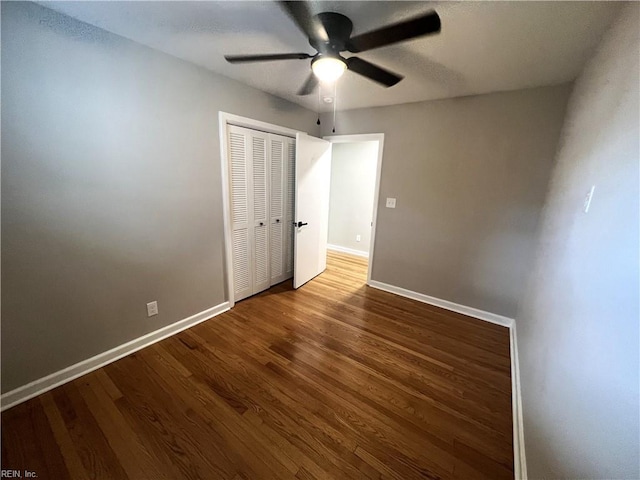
[42,1,622,112]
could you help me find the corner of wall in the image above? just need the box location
[510,321,527,479]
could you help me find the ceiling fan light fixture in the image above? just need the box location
[311,56,346,83]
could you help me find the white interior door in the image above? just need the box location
[294,133,332,289]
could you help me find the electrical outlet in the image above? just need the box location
[147,301,158,317]
[356,234,361,242]
[386,197,396,208]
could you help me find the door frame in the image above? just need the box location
[323,133,385,285]
[218,112,301,308]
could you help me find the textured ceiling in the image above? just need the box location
[42,1,622,112]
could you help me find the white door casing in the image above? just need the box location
[294,133,332,289]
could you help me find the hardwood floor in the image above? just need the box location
[1,252,514,479]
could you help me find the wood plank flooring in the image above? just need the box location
[1,252,514,479]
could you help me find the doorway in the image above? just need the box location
[324,134,385,284]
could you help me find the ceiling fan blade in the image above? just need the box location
[297,73,319,95]
[346,57,403,87]
[346,11,441,53]
[279,1,329,43]
[225,53,312,63]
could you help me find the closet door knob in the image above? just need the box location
[259,222,264,226]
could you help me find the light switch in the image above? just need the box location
[386,197,396,208]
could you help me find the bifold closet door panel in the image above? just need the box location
[270,135,287,285]
[252,134,271,294]
[284,139,295,278]
[228,127,252,301]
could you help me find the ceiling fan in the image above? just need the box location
[224,2,441,95]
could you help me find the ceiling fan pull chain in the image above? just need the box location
[317,87,321,125]
[332,82,337,133]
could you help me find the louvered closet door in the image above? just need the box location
[251,133,271,294]
[269,135,286,285]
[284,139,296,278]
[228,126,253,301]
[228,125,294,301]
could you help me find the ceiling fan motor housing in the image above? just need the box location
[310,12,353,55]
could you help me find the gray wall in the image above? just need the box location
[328,141,379,255]
[322,85,570,318]
[1,2,317,393]
[517,4,639,479]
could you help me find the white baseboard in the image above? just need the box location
[367,280,514,328]
[327,244,369,258]
[367,279,526,478]
[1,302,230,411]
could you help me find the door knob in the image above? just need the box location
[296,221,308,228]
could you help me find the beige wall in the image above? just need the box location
[322,85,570,318]
[517,4,639,478]
[328,142,379,255]
[1,2,317,393]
